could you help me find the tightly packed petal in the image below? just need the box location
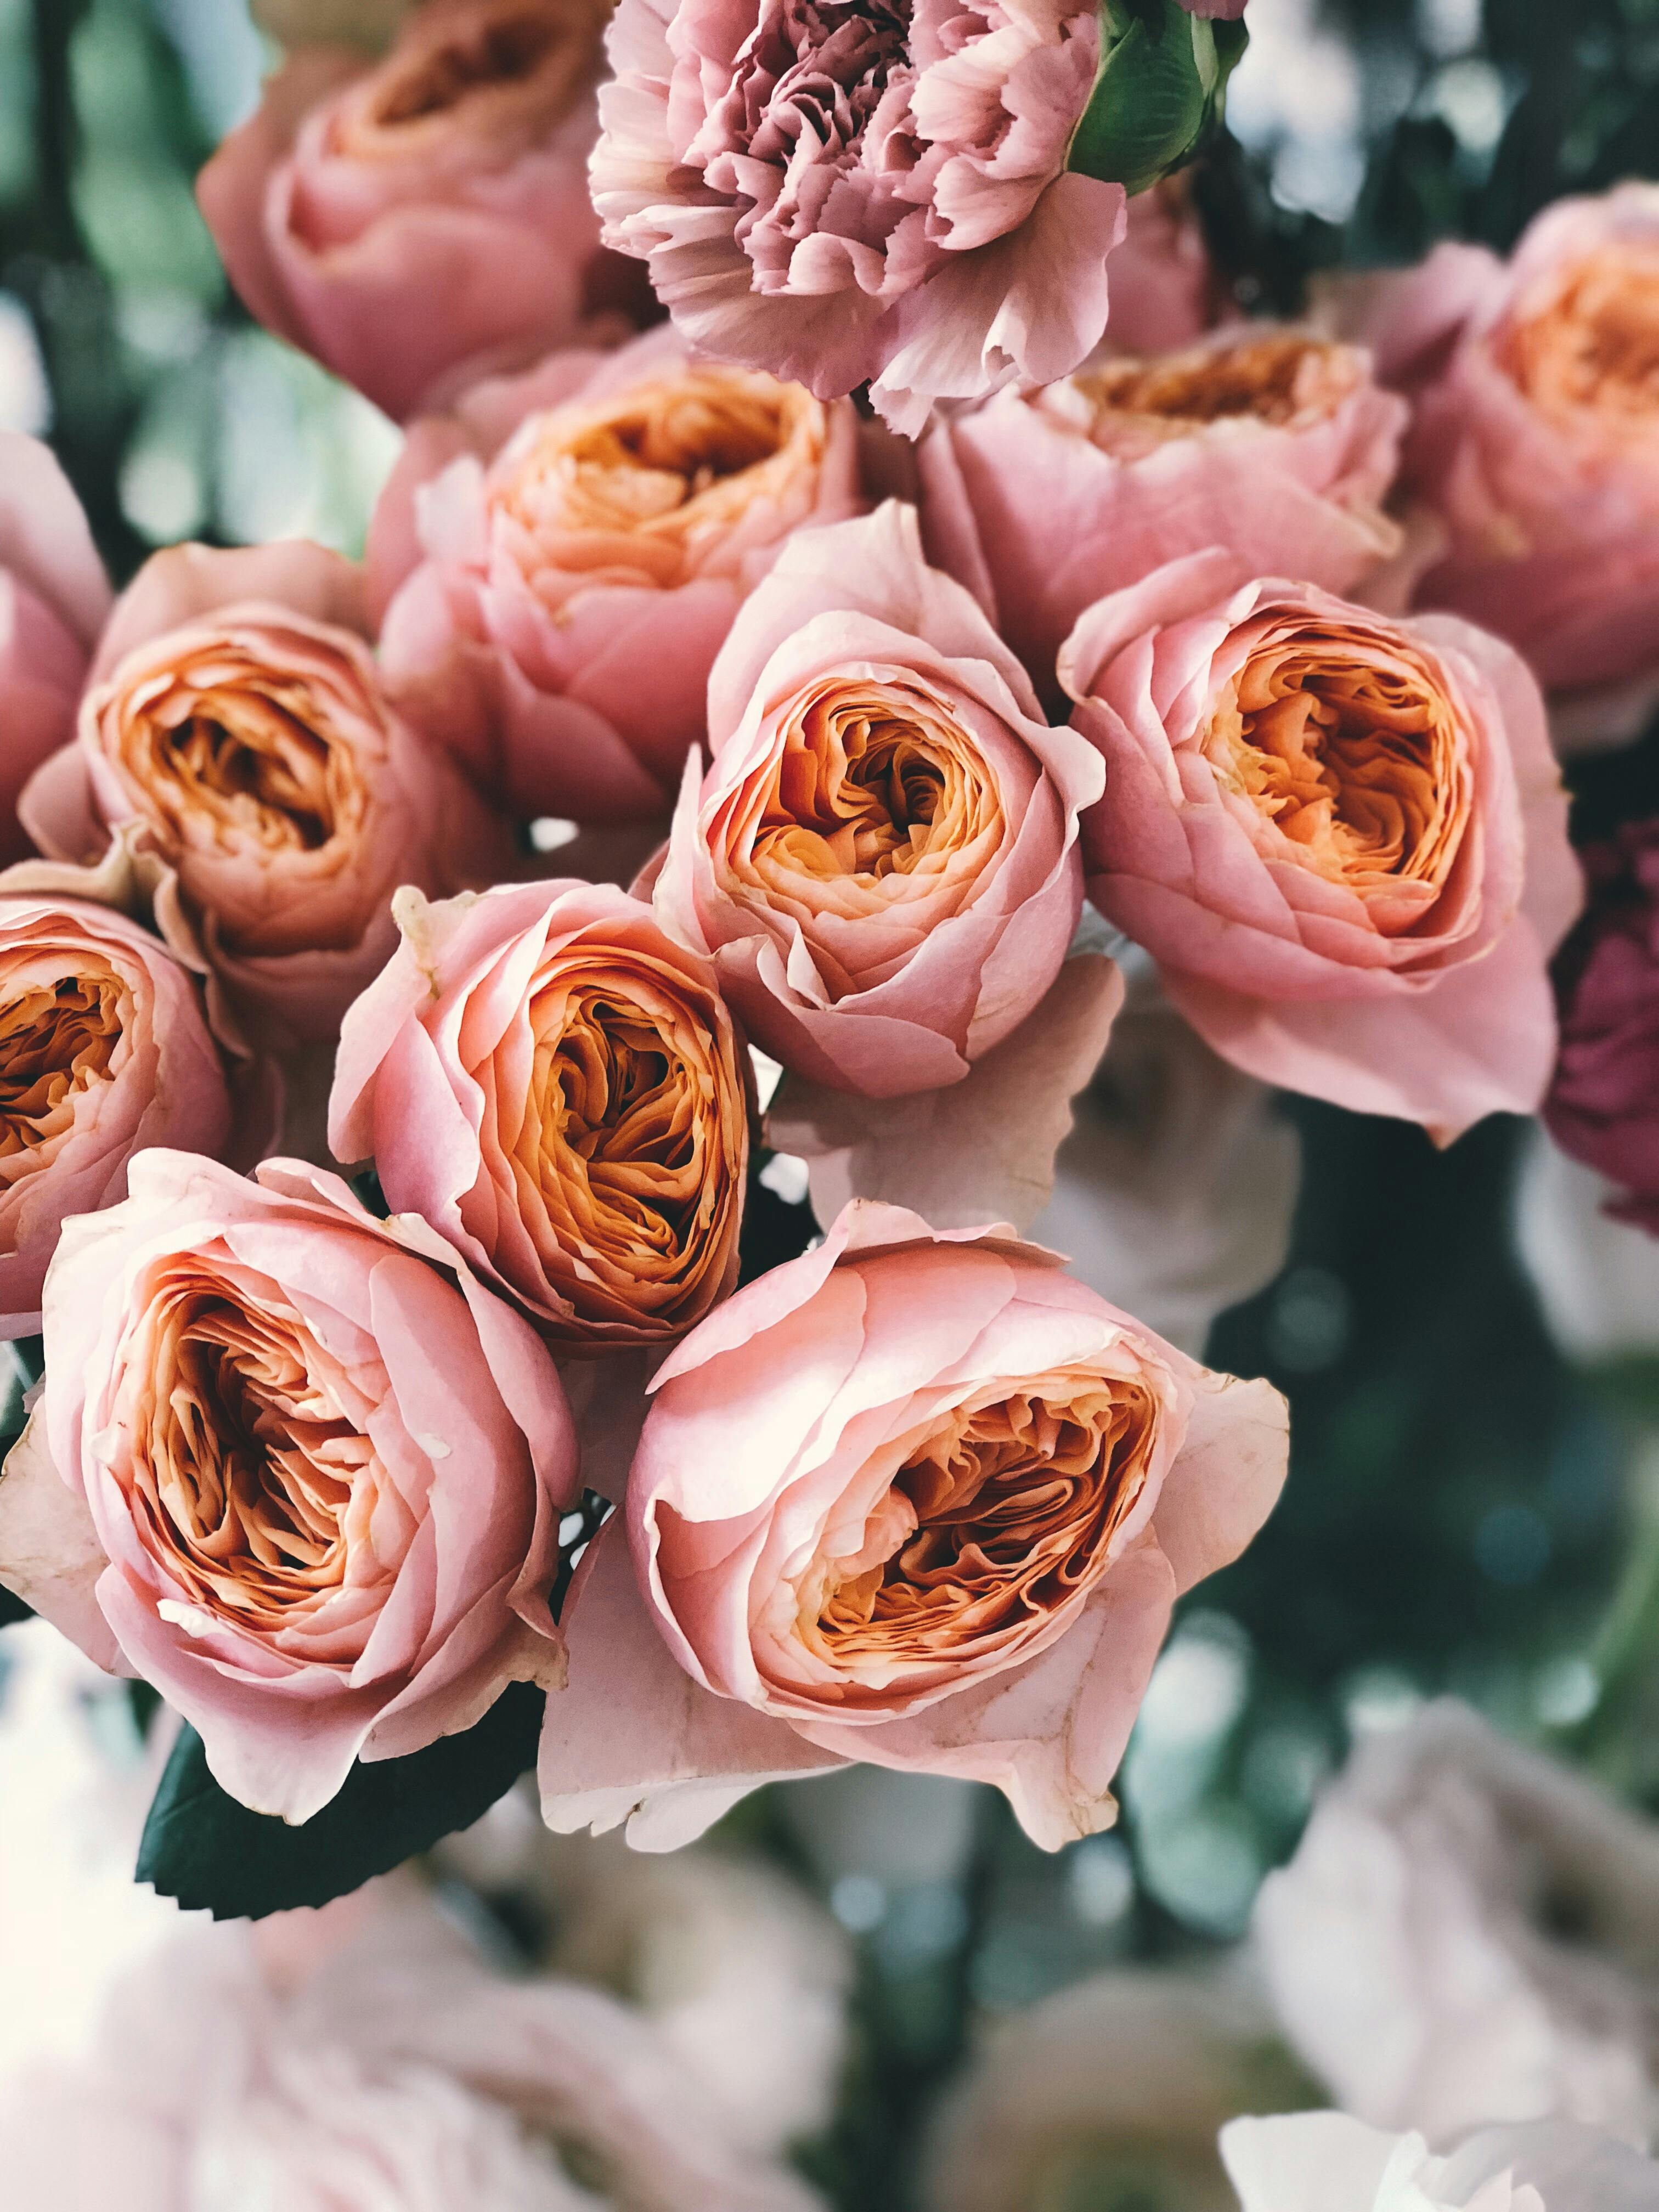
[542,1199,1288,1851]
[653,503,1104,1096]
[1352,183,1659,751]
[587,0,1128,432]
[1254,1702,1659,2150]
[920,326,1408,704]
[1,1881,825,2210]
[19,541,512,1048]
[371,327,873,823]
[0,1152,576,1821]
[1062,551,1582,1139]
[0,897,236,1338]
[1544,815,1659,1232]
[330,878,750,1350]
[198,0,648,424]
[0,434,111,866]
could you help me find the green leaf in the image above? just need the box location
[136,1680,547,1920]
[1068,0,1249,198]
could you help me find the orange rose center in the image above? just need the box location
[1077,334,1363,452]
[133,1276,375,1630]
[506,950,747,1338]
[1203,624,1467,906]
[0,970,121,1158]
[490,369,828,586]
[113,649,370,863]
[1500,244,1659,449]
[800,1376,1158,1678]
[356,0,608,146]
[729,673,1005,994]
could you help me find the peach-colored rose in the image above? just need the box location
[919,328,1407,707]
[651,503,1104,1096]
[1062,550,1583,1141]
[0,1152,576,1822]
[0,898,240,1339]
[539,1199,1288,1853]
[18,541,512,1050]
[198,0,648,425]
[370,328,874,825]
[1352,184,1659,752]
[329,878,751,1351]
[0,435,111,867]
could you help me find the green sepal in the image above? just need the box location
[1068,0,1249,199]
[136,1681,547,1920]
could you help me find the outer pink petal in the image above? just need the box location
[0,1401,124,1674]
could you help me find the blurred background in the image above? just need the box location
[5,2,1659,2207]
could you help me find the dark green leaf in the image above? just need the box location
[1068,0,1248,197]
[137,1680,546,1920]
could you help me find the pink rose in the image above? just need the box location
[0,898,241,1339]
[652,502,1105,1096]
[1545,816,1659,1233]
[0,1152,575,1821]
[1101,181,1235,359]
[539,1200,1288,1852]
[371,328,874,824]
[19,540,512,1049]
[1355,184,1659,751]
[198,0,648,424]
[1062,551,1583,1141]
[919,325,1408,706]
[0,435,111,866]
[330,878,751,1349]
[587,0,1128,434]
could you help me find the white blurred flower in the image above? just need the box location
[1221,2113,1659,2212]
[1514,1131,1659,1365]
[0,1621,191,2075]
[923,1965,1312,2212]
[1254,1702,1659,2149]
[439,1804,852,2158]
[1025,953,1302,1356]
[0,1877,824,2210]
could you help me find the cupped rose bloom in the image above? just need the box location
[1,1882,825,2211]
[919,326,1408,704]
[588,0,1129,435]
[371,328,874,825]
[0,896,238,1338]
[0,433,111,866]
[19,541,512,1048]
[198,0,647,426]
[1253,1702,1659,2149]
[924,1967,1310,2212]
[1221,2115,1659,2212]
[538,1199,1289,1852]
[653,503,1105,1096]
[0,1152,577,1822]
[1352,183,1659,752]
[1063,550,1583,1140]
[330,878,750,1351]
[1545,815,1659,1232]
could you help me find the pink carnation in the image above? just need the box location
[370,328,874,825]
[1353,183,1659,751]
[588,0,1129,434]
[0,435,111,867]
[197,0,650,424]
[539,1200,1288,1852]
[919,325,1408,706]
[1062,551,1583,1141]
[0,1152,575,1822]
[651,501,1104,1096]
[1545,817,1659,1233]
